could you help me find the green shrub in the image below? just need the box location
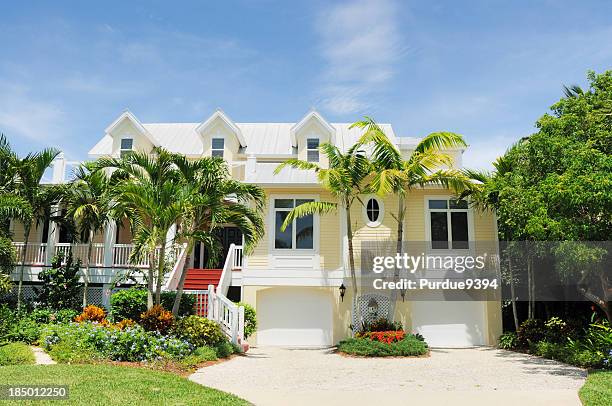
[173,315,225,347]
[517,319,546,348]
[0,342,35,365]
[499,331,519,350]
[214,340,237,358]
[338,334,428,357]
[110,288,195,321]
[34,252,82,310]
[0,304,16,341]
[178,346,218,369]
[534,341,567,360]
[7,317,41,344]
[139,305,174,334]
[235,301,257,339]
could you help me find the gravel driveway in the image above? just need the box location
[190,347,586,406]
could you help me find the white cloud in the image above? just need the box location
[0,82,66,144]
[315,0,403,115]
[461,135,521,171]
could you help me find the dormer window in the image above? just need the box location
[120,138,133,158]
[211,138,224,158]
[307,138,319,162]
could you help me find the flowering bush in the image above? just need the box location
[114,318,136,330]
[75,305,107,324]
[41,322,194,362]
[357,330,405,344]
[140,305,174,334]
[338,333,428,357]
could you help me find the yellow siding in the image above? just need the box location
[10,220,44,242]
[111,119,154,156]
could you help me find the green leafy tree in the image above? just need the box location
[275,143,371,302]
[64,164,113,307]
[0,135,62,310]
[170,155,265,315]
[35,252,83,310]
[95,148,187,309]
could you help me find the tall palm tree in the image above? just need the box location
[95,148,185,308]
[65,164,113,307]
[170,155,265,315]
[1,136,62,310]
[274,143,371,301]
[351,118,473,253]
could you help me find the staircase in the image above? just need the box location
[183,269,223,290]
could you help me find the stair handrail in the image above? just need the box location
[206,284,244,345]
[162,242,188,291]
[216,243,236,296]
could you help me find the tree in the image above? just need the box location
[351,118,473,254]
[0,136,61,310]
[170,155,265,315]
[275,143,371,304]
[464,70,612,323]
[95,148,187,309]
[65,164,113,307]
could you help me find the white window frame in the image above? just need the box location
[424,195,474,253]
[306,138,319,163]
[119,137,134,158]
[211,137,225,158]
[269,195,319,254]
[362,195,384,227]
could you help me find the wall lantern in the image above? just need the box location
[339,283,346,302]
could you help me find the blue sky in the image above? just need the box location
[1,0,611,169]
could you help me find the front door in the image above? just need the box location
[192,227,242,269]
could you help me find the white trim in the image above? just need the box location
[362,195,384,228]
[423,195,475,254]
[105,111,158,146]
[196,109,247,147]
[268,194,320,269]
[290,110,335,147]
[242,269,344,286]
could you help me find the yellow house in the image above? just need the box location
[10,109,502,348]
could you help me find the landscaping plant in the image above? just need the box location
[338,333,428,357]
[110,287,195,321]
[235,301,257,339]
[35,252,83,311]
[173,315,226,348]
[139,305,174,334]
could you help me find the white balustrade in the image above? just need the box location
[206,284,244,345]
[12,243,47,265]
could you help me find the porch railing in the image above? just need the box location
[12,243,47,265]
[54,243,105,266]
[207,284,244,345]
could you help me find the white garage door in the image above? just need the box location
[411,301,486,347]
[257,288,333,347]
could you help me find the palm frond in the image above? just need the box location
[281,201,337,231]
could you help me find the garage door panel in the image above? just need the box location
[257,288,333,347]
[411,301,485,347]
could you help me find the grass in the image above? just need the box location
[337,335,429,357]
[579,370,612,406]
[0,364,250,405]
[0,342,35,366]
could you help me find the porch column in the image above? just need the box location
[45,205,60,266]
[103,221,117,268]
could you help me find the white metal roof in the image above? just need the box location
[89,120,407,157]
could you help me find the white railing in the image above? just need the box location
[54,243,105,266]
[233,245,243,270]
[12,242,47,265]
[113,244,182,268]
[216,244,243,296]
[207,284,244,345]
[162,243,188,291]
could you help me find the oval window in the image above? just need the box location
[366,198,381,225]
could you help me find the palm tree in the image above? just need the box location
[274,143,371,302]
[170,155,265,315]
[1,135,62,310]
[95,148,186,308]
[65,164,113,307]
[351,118,473,254]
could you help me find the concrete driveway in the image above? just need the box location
[190,347,586,406]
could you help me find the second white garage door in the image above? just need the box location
[411,300,486,347]
[257,287,333,347]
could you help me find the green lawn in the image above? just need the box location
[0,364,250,405]
[579,371,612,406]
[0,342,35,366]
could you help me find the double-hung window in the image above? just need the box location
[211,138,224,158]
[427,198,470,249]
[306,138,319,162]
[120,138,133,158]
[274,198,314,249]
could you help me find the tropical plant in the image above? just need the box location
[169,155,265,315]
[274,143,371,303]
[0,135,62,310]
[351,117,472,251]
[94,148,186,308]
[64,164,113,307]
[34,252,83,310]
